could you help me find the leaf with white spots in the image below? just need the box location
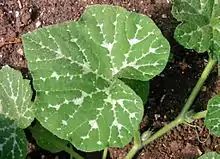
[198,152,220,159]
[29,121,69,153]
[0,115,27,159]
[0,66,34,128]
[172,1,220,74]
[172,0,220,54]
[205,95,220,136]
[22,5,170,151]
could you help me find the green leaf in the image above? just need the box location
[120,79,149,105]
[22,5,170,151]
[205,95,220,136]
[0,66,34,128]
[29,121,69,153]
[172,0,220,54]
[141,129,153,142]
[198,152,220,159]
[0,115,27,159]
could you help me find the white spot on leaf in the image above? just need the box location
[51,72,60,80]
[101,41,114,53]
[40,77,46,82]
[89,120,98,129]
[128,38,141,45]
[81,135,89,140]
[136,24,142,30]
[48,104,61,111]
[97,141,102,145]
[62,120,68,126]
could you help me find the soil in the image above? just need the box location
[0,0,220,159]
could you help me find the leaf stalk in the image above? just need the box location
[125,57,216,159]
[178,58,216,118]
[125,132,141,159]
[102,148,108,159]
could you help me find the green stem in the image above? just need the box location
[102,148,108,159]
[178,58,216,118]
[126,111,207,159]
[64,146,83,159]
[193,110,207,120]
[134,131,141,146]
[125,132,141,159]
[142,118,184,146]
[125,57,215,159]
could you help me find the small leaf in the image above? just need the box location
[0,115,27,159]
[172,0,220,55]
[198,152,220,159]
[205,95,220,136]
[120,79,149,104]
[22,5,170,151]
[141,129,152,142]
[0,66,34,128]
[29,121,69,153]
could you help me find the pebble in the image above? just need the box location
[17,0,22,9]
[35,20,41,28]
[162,14,167,18]
[154,114,161,120]
[0,37,4,43]
[15,10,19,18]
[17,48,23,56]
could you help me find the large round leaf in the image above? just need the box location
[205,95,220,136]
[22,5,170,151]
[0,66,34,128]
[0,115,27,159]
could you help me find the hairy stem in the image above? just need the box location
[102,148,108,159]
[125,57,216,159]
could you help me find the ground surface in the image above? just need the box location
[0,0,220,159]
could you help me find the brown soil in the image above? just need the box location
[1,0,220,159]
